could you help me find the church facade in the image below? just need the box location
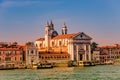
[35,21,92,62]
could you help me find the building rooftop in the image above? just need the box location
[36,38,45,41]
[101,44,120,49]
[52,33,78,39]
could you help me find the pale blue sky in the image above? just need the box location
[0,0,120,46]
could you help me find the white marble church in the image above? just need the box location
[35,21,92,62]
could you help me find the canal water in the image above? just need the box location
[0,65,120,80]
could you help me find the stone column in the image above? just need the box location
[76,44,79,61]
[68,43,70,59]
[68,40,74,60]
[88,44,91,61]
[84,44,87,61]
[26,49,28,65]
[71,43,74,61]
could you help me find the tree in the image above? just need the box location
[25,42,34,46]
[91,42,98,53]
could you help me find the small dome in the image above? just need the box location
[51,30,58,38]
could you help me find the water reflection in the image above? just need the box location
[0,65,120,80]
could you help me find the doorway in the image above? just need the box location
[79,54,83,60]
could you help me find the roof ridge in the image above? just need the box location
[36,38,45,41]
[52,32,80,39]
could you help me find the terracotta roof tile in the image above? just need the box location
[36,38,45,41]
[101,45,120,49]
[52,33,79,39]
[36,32,91,40]
[0,45,25,50]
[20,45,27,50]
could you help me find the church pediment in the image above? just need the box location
[73,32,92,40]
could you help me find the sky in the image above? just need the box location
[0,0,120,46]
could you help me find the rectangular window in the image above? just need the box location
[5,58,11,61]
[20,57,22,61]
[0,52,1,56]
[15,57,16,61]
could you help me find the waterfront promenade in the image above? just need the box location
[0,65,120,80]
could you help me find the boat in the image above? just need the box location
[0,65,15,70]
[104,60,114,65]
[37,63,54,69]
[77,61,95,67]
[0,67,15,70]
[68,61,95,67]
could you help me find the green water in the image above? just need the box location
[0,65,120,80]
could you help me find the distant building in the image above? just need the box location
[101,44,120,61]
[35,21,92,63]
[0,42,23,68]
[92,48,101,63]
[92,44,120,64]
[0,42,39,68]
[23,43,39,67]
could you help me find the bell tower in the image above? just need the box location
[62,23,67,35]
[45,22,50,49]
[50,20,54,31]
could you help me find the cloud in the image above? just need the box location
[0,0,63,7]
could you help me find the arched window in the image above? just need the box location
[39,43,42,47]
[52,41,54,47]
[59,41,61,46]
[36,44,38,47]
[31,50,34,54]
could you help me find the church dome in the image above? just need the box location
[51,30,58,38]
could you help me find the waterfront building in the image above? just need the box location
[0,42,23,68]
[23,43,39,67]
[0,42,39,68]
[35,21,92,63]
[92,44,120,64]
[101,44,120,61]
[92,48,101,63]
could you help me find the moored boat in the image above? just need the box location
[37,63,54,69]
[77,61,95,67]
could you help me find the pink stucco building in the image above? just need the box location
[0,42,23,68]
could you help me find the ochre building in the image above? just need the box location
[35,21,92,62]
